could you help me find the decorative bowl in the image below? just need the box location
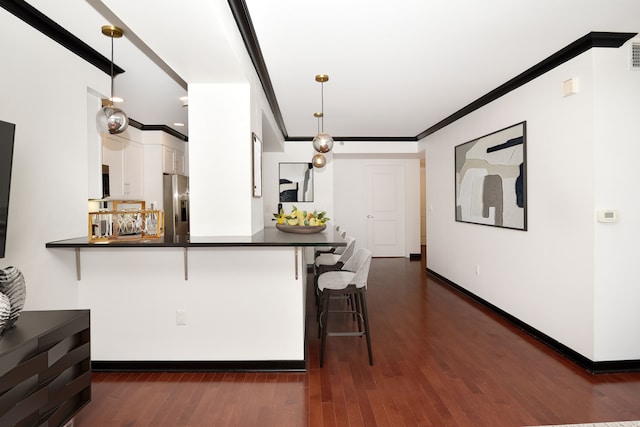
[276,223,326,234]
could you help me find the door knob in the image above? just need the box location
[367,215,374,218]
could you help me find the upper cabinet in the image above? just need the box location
[163,145,186,175]
[102,134,144,200]
[99,129,187,206]
[142,132,188,209]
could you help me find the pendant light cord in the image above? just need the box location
[110,35,115,103]
[320,81,324,132]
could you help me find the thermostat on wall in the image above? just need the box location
[597,209,618,223]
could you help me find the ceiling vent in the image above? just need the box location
[631,41,640,70]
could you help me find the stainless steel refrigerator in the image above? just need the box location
[163,174,189,237]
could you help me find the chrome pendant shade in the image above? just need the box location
[96,104,128,134]
[312,111,334,154]
[311,74,333,167]
[96,25,128,135]
[312,133,334,153]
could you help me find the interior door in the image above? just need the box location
[364,164,406,257]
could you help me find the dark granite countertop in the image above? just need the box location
[46,227,345,248]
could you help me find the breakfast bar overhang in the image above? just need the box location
[46,227,345,371]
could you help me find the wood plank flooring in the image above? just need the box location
[74,255,640,426]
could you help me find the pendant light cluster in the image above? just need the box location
[311,74,334,168]
[96,25,128,135]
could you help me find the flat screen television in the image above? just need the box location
[0,120,16,258]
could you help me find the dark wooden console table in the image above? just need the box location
[0,310,91,426]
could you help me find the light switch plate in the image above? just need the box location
[562,78,578,97]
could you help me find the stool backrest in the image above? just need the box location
[333,231,348,254]
[342,248,372,289]
[336,236,355,262]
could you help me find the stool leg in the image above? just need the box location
[317,291,325,339]
[319,290,331,368]
[353,292,362,332]
[314,271,320,320]
[349,294,357,322]
[359,290,373,366]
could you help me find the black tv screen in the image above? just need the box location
[0,120,16,258]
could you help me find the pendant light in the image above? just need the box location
[311,111,327,168]
[312,153,326,168]
[96,25,128,135]
[312,74,334,153]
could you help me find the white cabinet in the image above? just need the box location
[163,146,186,175]
[102,135,144,200]
[143,138,188,210]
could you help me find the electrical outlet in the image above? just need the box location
[176,309,187,325]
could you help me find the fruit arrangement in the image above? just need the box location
[273,205,330,226]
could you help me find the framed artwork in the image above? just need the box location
[279,162,314,202]
[455,121,527,230]
[252,132,262,198]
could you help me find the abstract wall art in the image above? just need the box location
[455,121,527,230]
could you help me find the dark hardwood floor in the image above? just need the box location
[74,254,640,426]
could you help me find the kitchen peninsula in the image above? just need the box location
[46,227,345,371]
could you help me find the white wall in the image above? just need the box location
[189,83,253,236]
[0,11,109,309]
[425,41,640,361]
[79,247,307,361]
[592,40,640,360]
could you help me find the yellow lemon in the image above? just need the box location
[277,217,285,224]
[287,218,298,226]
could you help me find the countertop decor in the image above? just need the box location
[276,223,326,234]
[273,205,330,234]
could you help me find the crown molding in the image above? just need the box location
[228,0,288,139]
[416,31,637,140]
[128,119,188,141]
[226,2,637,143]
[0,0,125,76]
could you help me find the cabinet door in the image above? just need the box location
[175,150,186,175]
[163,147,186,175]
[162,147,175,174]
[102,137,144,199]
[123,141,144,199]
[102,137,125,198]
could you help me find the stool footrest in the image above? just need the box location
[327,331,367,337]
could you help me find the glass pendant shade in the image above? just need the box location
[312,132,334,153]
[312,153,326,168]
[97,105,128,134]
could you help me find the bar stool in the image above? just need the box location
[317,248,373,367]
[315,226,346,258]
[315,235,355,276]
[314,236,356,312]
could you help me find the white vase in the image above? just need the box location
[0,292,10,335]
[0,266,26,330]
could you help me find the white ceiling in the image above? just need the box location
[19,0,640,142]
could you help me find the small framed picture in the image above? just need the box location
[252,132,262,197]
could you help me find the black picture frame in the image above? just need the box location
[455,121,527,231]
[252,132,262,198]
